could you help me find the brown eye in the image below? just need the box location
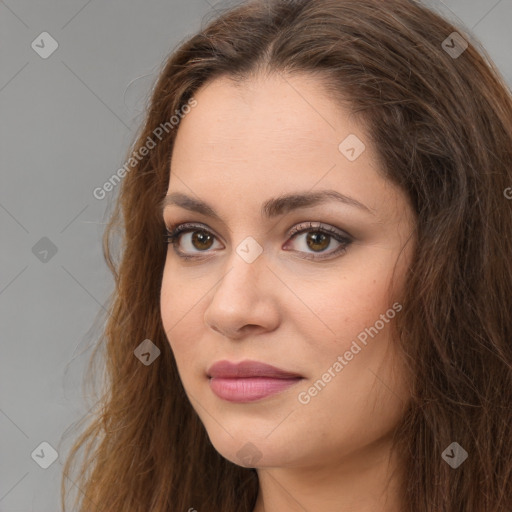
[283,222,353,261]
[164,225,222,257]
[305,232,330,252]
[190,231,215,251]
[164,221,352,262]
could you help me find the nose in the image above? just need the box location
[203,248,280,340]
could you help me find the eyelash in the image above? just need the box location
[163,221,353,261]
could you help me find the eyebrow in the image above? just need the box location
[160,189,375,221]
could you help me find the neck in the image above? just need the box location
[251,433,404,512]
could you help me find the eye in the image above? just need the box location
[164,222,222,260]
[283,221,352,261]
[163,221,352,261]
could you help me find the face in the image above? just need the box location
[160,73,416,471]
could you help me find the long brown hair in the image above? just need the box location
[60,0,512,510]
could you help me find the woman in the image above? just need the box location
[61,0,512,510]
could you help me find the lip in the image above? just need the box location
[207,360,303,379]
[207,360,303,403]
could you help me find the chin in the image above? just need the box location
[206,427,305,469]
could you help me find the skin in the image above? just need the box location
[160,72,417,512]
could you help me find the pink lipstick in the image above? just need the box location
[207,360,303,403]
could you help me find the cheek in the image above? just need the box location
[287,261,398,349]
[160,263,204,368]
[291,274,406,450]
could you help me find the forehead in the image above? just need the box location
[172,73,361,165]
[167,74,406,223]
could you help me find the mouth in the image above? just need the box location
[206,359,304,403]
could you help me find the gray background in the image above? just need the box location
[0,0,510,510]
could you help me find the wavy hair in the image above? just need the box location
[60,0,512,510]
